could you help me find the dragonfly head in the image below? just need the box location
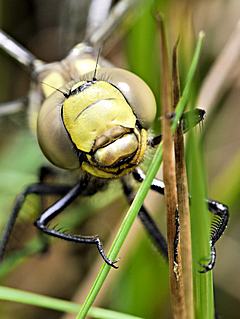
[37,68,156,178]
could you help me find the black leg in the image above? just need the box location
[121,177,168,260]
[138,207,168,260]
[0,183,71,261]
[34,183,118,268]
[132,168,229,272]
[132,168,165,195]
[39,165,58,182]
[38,165,60,253]
[199,199,229,273]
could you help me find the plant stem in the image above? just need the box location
[158,16,185,318]
[173,40,194,319]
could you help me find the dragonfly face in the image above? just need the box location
[37,65,157,178]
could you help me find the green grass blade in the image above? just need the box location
[0,286,143,319]
[171,31,205,133]
[77,31,205,319]
[126,0,158,96]
[187,130,214,318]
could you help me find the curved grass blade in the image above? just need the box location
[0,286,143,319]
[187,130,214,319]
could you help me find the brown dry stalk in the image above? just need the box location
[174,128,193,319]
[158,15,186,318]
[172,42,194,319]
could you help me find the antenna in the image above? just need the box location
[40,82,69,98]
[92,47,102,81]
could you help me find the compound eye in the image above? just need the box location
[37,88,80,169]
[109,69,157,128]
[85,68,157,129]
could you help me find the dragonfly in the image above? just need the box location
[0,0,228,271]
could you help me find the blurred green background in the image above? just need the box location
[0,0,240,318]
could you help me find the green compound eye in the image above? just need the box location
[37,68,156,178]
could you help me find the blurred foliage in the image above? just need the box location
[0,0,240,319]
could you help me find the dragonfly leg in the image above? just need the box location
[138,206,168,260]
[121,177,168,260]
[132,168,229,272]
[34,183,118,268]
[85,0,144,47]
[37,165,63,253]
[199,199,229,273]
[0,97,28,116]
[0,29,40,70]
[0,183,71,261]
[132,169,179,263]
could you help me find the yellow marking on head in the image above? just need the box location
[81,162,136,179]
[62,81,136,152]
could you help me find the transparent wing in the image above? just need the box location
[85,0,147,48]
[58,0,93,56]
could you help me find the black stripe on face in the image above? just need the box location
[69,80,96,96]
